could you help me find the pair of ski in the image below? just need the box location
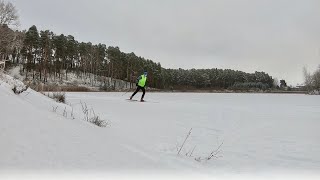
[126,99,159,103]
[126,99,145,102]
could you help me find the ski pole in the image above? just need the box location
[121,88,132,96]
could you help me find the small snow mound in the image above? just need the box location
[7,66,24,80]
[0,71,27,93]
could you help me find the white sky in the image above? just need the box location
[10,0,320,86]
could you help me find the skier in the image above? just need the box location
[129,71,148,102]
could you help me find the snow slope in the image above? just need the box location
[0,76,187,165]
[1,74,320,179]
[6,66,134,91]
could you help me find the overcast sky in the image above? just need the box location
[10,0,320,85]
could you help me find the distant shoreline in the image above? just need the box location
[37,85,307,94]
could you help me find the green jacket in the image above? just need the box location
[137,74,147,87]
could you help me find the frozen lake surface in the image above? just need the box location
[66,92,320,174]
[1,76,320,179]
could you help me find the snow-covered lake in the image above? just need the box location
[1,76,320,180]
[65,92,320,174]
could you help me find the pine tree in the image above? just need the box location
[23,25,39,79]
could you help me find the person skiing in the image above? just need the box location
[129,71,148,102]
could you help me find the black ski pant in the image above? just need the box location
[131,85,145,100]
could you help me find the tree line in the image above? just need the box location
[303,67,320,93]
[1,24,275,90]
[1,1,275,90]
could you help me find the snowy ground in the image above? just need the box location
[65,92,320,172]
[1,74,320,179]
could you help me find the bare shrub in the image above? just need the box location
[12,85,17,93]
[176,128,224,162]
[177,128,192,155]
[12,84,28,94]
[51,92,66,103]
[80,101,89,121]
[194,142,224,162]
[81,101,107,127]
[90,115,107,127]
[206,142,224,160]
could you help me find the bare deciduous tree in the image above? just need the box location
[313,68,320,90]
[0,0,19,26]
[0,1,19,61]
[303,66,320,93]
[303,66,313,91]
[0,24,14,60]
